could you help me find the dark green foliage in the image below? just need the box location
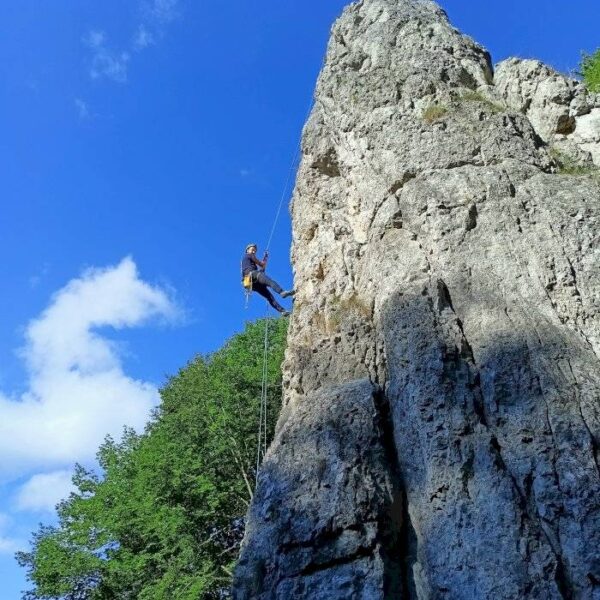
[17,318,288,599]
[581,49,600,92]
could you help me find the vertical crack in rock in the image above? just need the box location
[399,486,419,600]
[372,387,405,598]
[234,381,405,599]
[234,0,600,597]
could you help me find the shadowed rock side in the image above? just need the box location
[234,0,600,598]
[235,381,403,598]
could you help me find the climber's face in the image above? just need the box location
[248,245,257,254]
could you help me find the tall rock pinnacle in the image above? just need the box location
[234,0,600,598]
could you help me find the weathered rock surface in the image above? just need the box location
[234,0,600,598]
[495,58,600,166]
[237,381,403,597]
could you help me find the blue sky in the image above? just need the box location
[0,0,598,596]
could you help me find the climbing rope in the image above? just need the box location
[264,143,302,254]
[252,95,316,482]
[255,314,270,482]
[264,95,315,253]
[244,282,252,310]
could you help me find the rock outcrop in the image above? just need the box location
[234,1,600,598]
[495,58,600,167]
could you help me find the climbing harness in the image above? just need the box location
[242,272,253,309]
[242,273,253,290]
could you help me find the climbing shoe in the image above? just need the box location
[281,290,295,299]
[281,311,291,317]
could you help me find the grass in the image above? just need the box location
[458,91,504,113]
[339,293,372,319]
[422,105,448,124]
[550,147,600,176]
[422,92,504,126]
[326,293,373,332]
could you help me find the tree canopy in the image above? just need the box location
[17,317,288,599]
[581,48,600,92]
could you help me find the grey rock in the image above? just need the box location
[235,381,402,598]
[495,58,600,166]
[234,0,600,598]
[573,108,600,166]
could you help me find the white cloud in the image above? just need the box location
[86,30,106,49]
[29,264,50,289]
[16,471,75,513]
[83,1,180,85]
[0,257,178,479]
[0,513,24,554]
[84,30,130,83]
[133,25,155,51]
[0,514,10,531]
[0,536,21,554]
[74,98,91,120]
[143,0,179,25]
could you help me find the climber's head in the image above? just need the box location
[246,243,257,254]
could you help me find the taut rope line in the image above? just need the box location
[253,95,316,485]
[263,96,315,253]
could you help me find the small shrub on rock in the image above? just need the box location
[581,49,600,92]
[458,91,504,113]
[550,147,599,176]
[422,105,448,123]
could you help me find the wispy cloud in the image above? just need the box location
[84,30,130,83]
[83,0,181,84]
[0,538,20,554]
[15,471,75,513]
[0,513,25,555]
[0,257,179,479]
[74,98,91,120]
[143,0,180,25]
[133,25,155,52]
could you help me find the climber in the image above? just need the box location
[241,243,295,315]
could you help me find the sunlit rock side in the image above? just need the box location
[495,58,600,166]
[234,0,600,598]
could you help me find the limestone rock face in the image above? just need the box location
[495,58,600,166]
[234,1,600,598]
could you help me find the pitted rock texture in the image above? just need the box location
[234,1,600,598]
[236,381,403,598]
[495,58,600,166]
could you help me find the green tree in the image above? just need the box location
[581,48,600,92]
[17,317,287,599]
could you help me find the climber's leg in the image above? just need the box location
[252,271,295,298]
[252,271,283,294]
[253,282,288,314]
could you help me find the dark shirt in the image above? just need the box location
[241,253,261,276]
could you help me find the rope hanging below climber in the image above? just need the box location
[255,316,270,481]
